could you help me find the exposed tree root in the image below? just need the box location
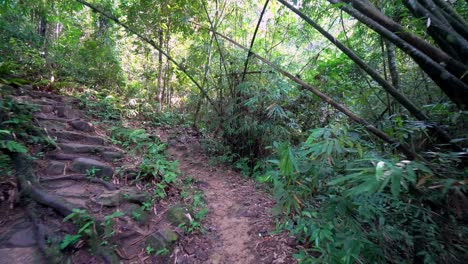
[40,174,117,190]
[11,152,81,216]
[26,203,51,259]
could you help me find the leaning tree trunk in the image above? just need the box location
[277,0,457,148]
[403,0,468,63]
[327,0,468,109]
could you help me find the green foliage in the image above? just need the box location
[85,166,100,179]
[0,95,53,181]
[268,125,467,263]
[61,209,123,251]
[109,124,178,202]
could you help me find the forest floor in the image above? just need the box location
[0,86,296,263]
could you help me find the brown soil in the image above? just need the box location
[159,128,296,264]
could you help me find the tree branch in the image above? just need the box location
[240,0,270,83]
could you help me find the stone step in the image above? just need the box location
[69,157,114,178]
[49,130,104,145]
[37,119,69,131]
[54,106,82,119]
[44,160,66,175]
[68,120,95,132]
[46,151,122,162]
[57,143,118,154]
[39,174,117,191]
[35,113,77,123]
[0,247,44,264]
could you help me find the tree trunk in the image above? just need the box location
[328,0,468,109]
[157,29,164,111]
[331,0,467,80]
[403,0,468,62]
[386,40,400,113]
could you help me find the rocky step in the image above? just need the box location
[25,89,80,104]
[47,150,123,162]
[69,157,114,178]
[49,130,104,145]
[68,120,95,132]
[57,143,120,155]
[44,160,66,175]
[39,174,117,191]
[53,105,82,119]
[34,113,77,123]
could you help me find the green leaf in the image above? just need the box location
[0,140,27,153]
[391,171,401,197]
[375,161,385,181]
[59,234,81,250]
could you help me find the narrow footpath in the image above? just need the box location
[160,129,296,264]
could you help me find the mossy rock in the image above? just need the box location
[123,204,150,224]
[145,229,178,253]
[165,205,191,227]
[91,187,149,207]
[0,84,16,96]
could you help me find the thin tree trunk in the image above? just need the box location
[386,40,400,113]
[163,19,171,108]
[157,29,164,110]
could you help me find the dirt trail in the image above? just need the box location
[161,130,296,264]
[0,86,296,263]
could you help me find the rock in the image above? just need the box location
[12,95,32,104]
[166,205,191,226]
[68,120,95,132]
[38,120,68,131]
[54,185,87,197]
[0,84,16,95]
[7,227,36,247]
[122,204,150,223]
[91,187,148,206]
[50,131,104,145]
[31,98,56,106]
[63,197,87,207]
[40,105,55,113]
[46,152,84,161]
[58,143,114,154]
[55,106,79,119]
[101,151,123,161]
[70,157,113,177]
[145,229,179,252]
[159,229,178,242]
[0,247,44,264]
[46,160,65,175]
[123,167,140,179]
[175,145,187,151]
